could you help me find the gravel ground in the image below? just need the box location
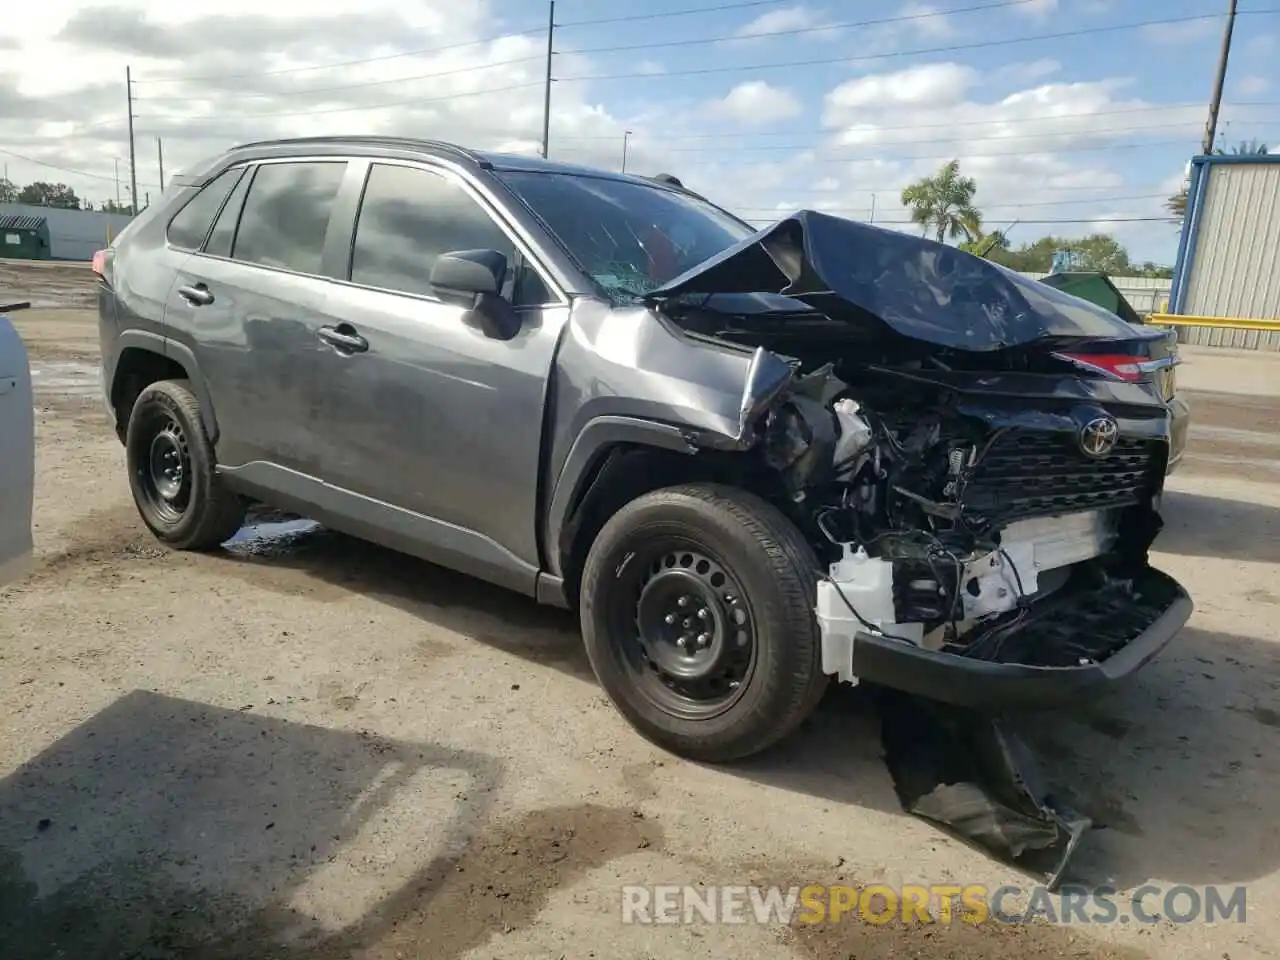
[3,282,1279,959]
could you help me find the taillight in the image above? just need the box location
[1053,352,1144,382]
[92,249,112,287]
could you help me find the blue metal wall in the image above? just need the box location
[0,203,135,261]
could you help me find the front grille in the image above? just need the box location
[962,430,1157,523]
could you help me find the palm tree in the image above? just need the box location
[1215,138,1269,155]
[900,160,982,245]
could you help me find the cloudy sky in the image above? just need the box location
[1,0,1277,264]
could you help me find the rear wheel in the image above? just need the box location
[125,379,245,550]
[580,483,827,762]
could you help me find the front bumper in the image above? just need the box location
[845,567,1192,712]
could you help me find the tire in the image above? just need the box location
[125,378,246,550]
[580,482,827,763]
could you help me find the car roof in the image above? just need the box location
[176,136,675,191]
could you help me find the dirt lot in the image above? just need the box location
[3,269,1280,959]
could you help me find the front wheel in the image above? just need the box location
[125,379,246,550]
[580,483,828,763]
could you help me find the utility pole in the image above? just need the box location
[621,130,632,173]
[1201,0,1238,155]
[540,1,555,159]
[126,66,139,216]
[114,159,121,207]
[157,137,165,192]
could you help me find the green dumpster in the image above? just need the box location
[1038,271,1144,325]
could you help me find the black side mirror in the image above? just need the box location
[430,249,522,341]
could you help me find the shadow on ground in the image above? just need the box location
[31,498,1280,900]
[1156,489,1280,565]
[0,690,660,959]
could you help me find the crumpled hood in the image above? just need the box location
[645,210,1153,353]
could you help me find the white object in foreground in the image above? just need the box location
[0,314,34,586]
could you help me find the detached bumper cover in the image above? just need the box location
[849,567,1192,711]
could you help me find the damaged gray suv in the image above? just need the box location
[97,137,1193,762]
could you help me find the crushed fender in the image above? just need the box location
[874,687,1091,892]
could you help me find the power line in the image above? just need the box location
[555,11,1275,80]
[653,120,1212,154]
[0,146,160,190]
[135,80,544,123]
[559,0,807,28]
[135,26,547,84]
[553,101,1280,141]
[135,55,543,103]
[565,0,1049,54]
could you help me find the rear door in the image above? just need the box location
[162,158,352,472]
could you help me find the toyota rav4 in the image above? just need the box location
[96,137,1193,762]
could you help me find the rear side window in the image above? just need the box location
[231,161,347,276]
[350,163,549,304]
[204,166,253,258]
[166,167,245,251]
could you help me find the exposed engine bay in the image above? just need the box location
[664,295,1174,691]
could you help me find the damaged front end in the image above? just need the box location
[645,210,1194,886]
[647,210,1193,707]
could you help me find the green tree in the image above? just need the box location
[16,181,82,209]
[99,199,132,214]
[0,178,17,203]
[959,229,1009,259]
[900,159,982,244]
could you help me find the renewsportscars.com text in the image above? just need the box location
[620,883,1248,926]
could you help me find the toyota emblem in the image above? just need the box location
[1079,416,1119,458]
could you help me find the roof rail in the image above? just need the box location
[227,136,485,167]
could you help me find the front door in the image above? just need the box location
[311,160,568,575]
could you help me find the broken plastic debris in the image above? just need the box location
[874,688,1091,892]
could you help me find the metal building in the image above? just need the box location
[1167,154,1280,349]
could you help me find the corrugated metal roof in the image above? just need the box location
[1181,161,1280,322]
[0,214,47,231]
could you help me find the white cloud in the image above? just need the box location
[824,64,978,118]
[706,81,803,126]
[0,2,1220,266]
[899,2,954,38]
[1238,75,1270,97]
[1014,0,1059,17]
[730,5,842,45]
[801,61,1235,258]
[991,58,1062,86]
[1143,19,1219,45]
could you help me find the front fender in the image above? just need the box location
[542,415,698,579]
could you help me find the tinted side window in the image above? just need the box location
[231,161,347,275]
[167,167,245,251]
[204,165,253,258]
[350,163,549,304]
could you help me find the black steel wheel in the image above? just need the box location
[125,379,246,550]
[580,483,827,763]
[623,542,757,719]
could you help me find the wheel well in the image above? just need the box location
[558,443,781,608]
[110,348,187,440]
